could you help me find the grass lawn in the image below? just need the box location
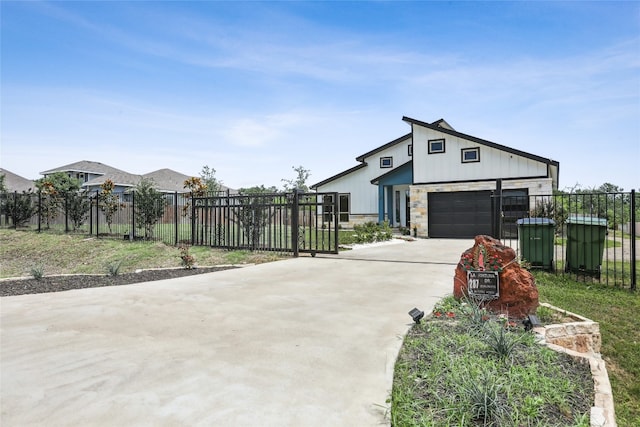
[0,229,283,278]
[534,272,640,426]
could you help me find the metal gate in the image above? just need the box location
[191,191,338,256]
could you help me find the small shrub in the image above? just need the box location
[179,245,195,269]
[106,260,122,277]
[459,369,508,426]
[483,322,527,361]
[3,191,37,228]
[352,221,392,243]
[398,226,410,236]
[30,264,44,281]
[459,295,491,331]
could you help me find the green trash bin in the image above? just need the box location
[565,215,608,276]
[516,218,555,271]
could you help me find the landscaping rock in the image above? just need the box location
[453,235,538,318]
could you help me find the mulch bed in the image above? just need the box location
[0,267,237,297]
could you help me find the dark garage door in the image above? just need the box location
[428,191,492,238]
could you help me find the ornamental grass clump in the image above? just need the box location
[483,321,529,362]
[105,260,122,277]
[30,264,44,281]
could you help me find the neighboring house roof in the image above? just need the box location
[143,169,235,193]
[83,171,143,190]
[402,116,560,168]
[40,160,127,176]
[0,168,35,192]
[143,169,192,193]
[40,160,236,194]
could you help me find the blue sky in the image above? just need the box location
[1,1,638,191]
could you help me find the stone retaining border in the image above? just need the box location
[533,303,616,427]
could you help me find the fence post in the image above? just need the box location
[37,190,42,233]
[131,190,135,241]
[631,189,636,291]
[493,179,502,239]
[191,194,195,246]
[64,193,69,233]
[174,192,178,245]
[89,192,93,235]
[292,190,300,257]
[96,189,100,238]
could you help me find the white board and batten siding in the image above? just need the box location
[412,125,548,184]
[317,136,412,215]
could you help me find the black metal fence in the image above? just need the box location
[191,191,339,255]
[0,190,339,255]
[499,190,637,290]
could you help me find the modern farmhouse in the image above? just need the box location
[311,117,559,238]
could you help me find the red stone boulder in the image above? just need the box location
[453,235,538,318]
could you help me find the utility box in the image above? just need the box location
[516,218,556,271]
[565,215,608,276]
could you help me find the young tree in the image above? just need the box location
[98,179,122,234]
[236,185,279,249]
[35,172,81,194]
[200,165,223,194]
[182,176,208,219]
[35,172,82,229]
[133,178,166,239]
[3,190,37,228]
[281,165,311,192]
[0,174,6,192]
[67,190,91,231]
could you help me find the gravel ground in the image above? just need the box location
[0,266,237,297]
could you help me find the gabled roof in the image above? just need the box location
[431,118,455,131]
[143,169,191,193]
[402,116,559,167]
[310,163,367,190]
[83,171,143,189]
[40,160,127,176]
[0,168,35,192]
[370,160,413,185]
[355,133,412,162]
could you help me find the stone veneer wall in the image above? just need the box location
[410,178,553,238]
[341,214,379,229]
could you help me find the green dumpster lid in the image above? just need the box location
[566,215,607,226]
[516,218,555,226]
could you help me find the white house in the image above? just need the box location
[311,117,559,238]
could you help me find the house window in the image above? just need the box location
[461,147,480,163]
[339,194,350,222]
[380,157,393,168]
[428,138,445,154]
[323,194,350,222]
[408,144,413,156]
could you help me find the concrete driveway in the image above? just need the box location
[1,238,472,427]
